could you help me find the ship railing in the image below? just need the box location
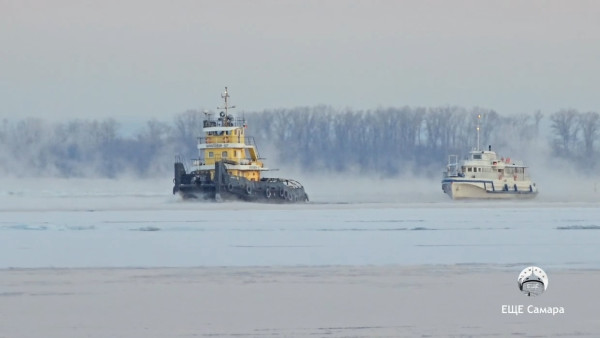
[203,116,247,128]
[192,159,205,166]
[193,153,225,165]
[244,136,265,159]
[197,136,260,148]
[191,155,259,167]
[445,155,459,177]
[198,136,243,144]
[190,156,223,167]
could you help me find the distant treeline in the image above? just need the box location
[0,107,597,177]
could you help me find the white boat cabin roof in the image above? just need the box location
[468,149,497,161]
[462,148,526,168]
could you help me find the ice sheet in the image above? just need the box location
[1,177,598,269]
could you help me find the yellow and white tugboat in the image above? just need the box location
[173,87,309,203]
[441,115,538,200]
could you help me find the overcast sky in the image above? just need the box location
[1,0,600,122]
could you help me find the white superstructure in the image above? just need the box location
[441,145,538,200]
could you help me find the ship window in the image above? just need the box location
[478,168,481,172]
[234,150,238,157]
[473,154,482,159]
[467,167,472,172]
[222,151,228,158]
[208,152,214,158]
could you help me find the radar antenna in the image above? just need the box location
[217,87,236,126]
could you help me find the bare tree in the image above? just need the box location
[550,109,580,156]
[3,103,599,178]
[534,110,543,138]
[579,111,600,155]
[172,110,205,159]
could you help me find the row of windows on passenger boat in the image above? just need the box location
[463,167,526,174]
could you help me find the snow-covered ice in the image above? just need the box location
[1,177,599,269]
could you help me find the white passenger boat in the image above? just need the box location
[441,146,538,199]
[441,117,538,200]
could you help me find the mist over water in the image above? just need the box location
[1,160,599,211]
[1,173,599,269]
[1,117,598,269]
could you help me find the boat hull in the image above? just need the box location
[442,178,537,200]
[173,161,309,203]
[175,182,309,203]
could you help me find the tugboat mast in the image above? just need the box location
[218,86,236,126]
[476,114,481,151]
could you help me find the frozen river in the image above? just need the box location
[1,176,599,269]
